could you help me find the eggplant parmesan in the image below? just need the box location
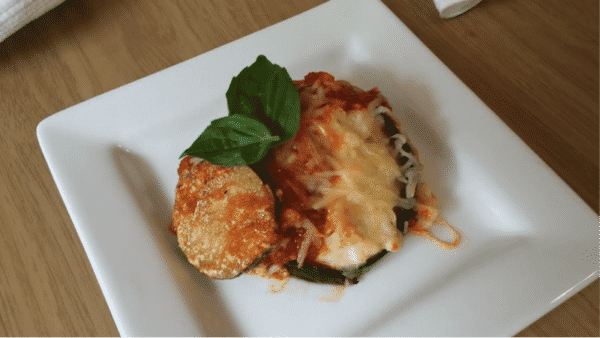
[171,71,459,284]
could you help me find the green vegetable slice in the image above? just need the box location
[285,250,389,284]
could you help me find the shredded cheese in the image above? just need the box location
[268,74,437,271]
[412,217,460,249]
[391,134,420,197]
[294,219,319,268]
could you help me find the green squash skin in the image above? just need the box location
[284,250,389,285]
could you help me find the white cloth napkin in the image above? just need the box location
[0,0,65,42]
[433,0,483,18]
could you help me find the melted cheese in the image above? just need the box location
[307,106,404,258]
[314,157,400,234]
[255,72,458,274]
[269,74,413,270]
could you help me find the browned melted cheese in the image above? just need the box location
[255,72,435,272]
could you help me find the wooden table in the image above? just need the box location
[0,0,597,336]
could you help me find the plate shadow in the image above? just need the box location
[111,146,241,336]
[351,237,530,336]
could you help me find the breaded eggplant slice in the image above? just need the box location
[172,156,279,279]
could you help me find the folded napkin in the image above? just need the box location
[0,0,65,42]
[433,0,483,18]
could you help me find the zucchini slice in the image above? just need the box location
[285,250,388,285]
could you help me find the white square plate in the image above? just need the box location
[37,0,598,336]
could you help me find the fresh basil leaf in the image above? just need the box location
[180,55,301,166]
[180,114,279,166]
[210,114,280,143]
[194,143,271,167]
[226,55,300,147]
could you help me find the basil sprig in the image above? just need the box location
[226,55,300,147]
[180,55,301,166]
[180,114,280,166]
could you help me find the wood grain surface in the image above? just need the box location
[0,0,597,336]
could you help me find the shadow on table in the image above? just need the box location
[111,146,241,337]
